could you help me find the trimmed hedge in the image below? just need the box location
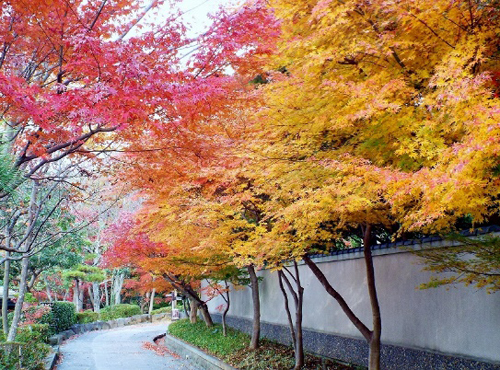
[76,311,99,324]
[41,302,76,333]
[99,304,141,321]
[151,306,171,315]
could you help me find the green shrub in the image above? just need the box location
[99,304,141,321]
[43,302,76,333]
[24,292,37,303]
[151,306,172,315]
[16,324,50,344]
[153,301,171,310]
[0,324,51,369]
[76,311,99,324]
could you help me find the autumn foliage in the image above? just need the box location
[6,0,496,369]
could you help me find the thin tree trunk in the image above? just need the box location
[73,280,83,312]
[112,272,124,305]
[278,270,296,348]
[363,225,381,370]
[182,297,190,317]
[2,254,11,334]
[247,264,260,350]
[279,263,304,369]
[104,281,109,307]
[78,284,84,311]
[7,256,29,341]
[27,272,37,290]
[163,274,213,327]
[302,224,382,370]
[88,285,95,309]
[7,183,38,342]
[148,288,155,315]
[302,256,371,340]
[221,281,230,337]
[43,275,53,302]
[293,262,304,370]
[93,282,100,313]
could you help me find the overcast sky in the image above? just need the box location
[178,0,237,37]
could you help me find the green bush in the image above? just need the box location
[16,324,50,344]
[153,301,171,310]
[42,302,76,333]
[76,311,99,324]
[151,306,172,315]
[99,304,141,321]
[24,292,37,303]
[0,324,50,369]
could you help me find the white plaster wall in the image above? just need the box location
[204,249,500,363]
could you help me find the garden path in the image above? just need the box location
[56,322,199,370]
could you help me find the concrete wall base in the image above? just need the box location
[212,314,500,370]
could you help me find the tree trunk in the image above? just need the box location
[79,284,84,311]
[198,302,213,327]
[163,273,213,327]
[182,297,190,318]
[7,256,29,341]
[188,297,198,323]
[247,264,260,350]
[302,224,382,370]
[294,262,304,370]
[73,279,83,312]
[278,264,304,370]
[364,225,381,370]
[88,285,94,310]
[93,282,100,313]
[43,275,53,302]
[27,272,37,290]
[112,272,124,305]
[2,254,11,334]
[7,183,37,341]
[278,270,296,348]
[148,288,155,315]
[104,281,109,307]
[221,281,230,337]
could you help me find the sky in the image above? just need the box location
[177,0,237,37]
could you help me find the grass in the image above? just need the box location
[168,319,357,369]
[168,319,249,357]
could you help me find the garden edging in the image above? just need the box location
[163,332,237,370]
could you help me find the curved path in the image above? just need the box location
[56,322,200,370]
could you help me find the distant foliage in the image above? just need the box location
[151,307,172,315]
[20,304,52,326]
[76,311,100,324]
[99,304,141,321]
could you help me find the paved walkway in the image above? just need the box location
[56,322,200,370]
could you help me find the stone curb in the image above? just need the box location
[45,313,170,369]
[44,345,59,370]
[163,333,237,370]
